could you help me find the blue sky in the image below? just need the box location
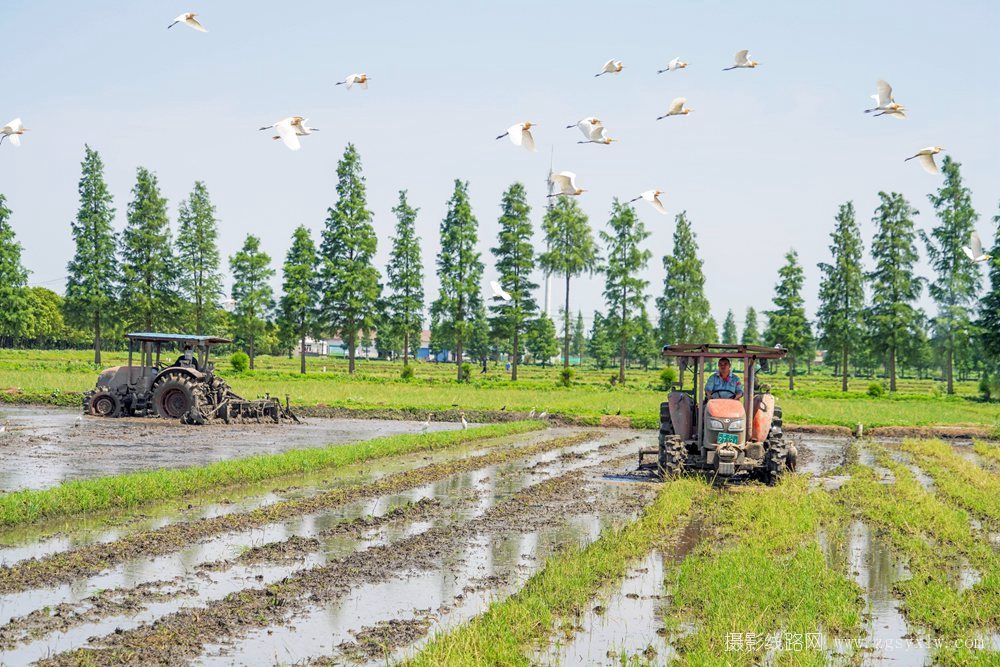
[1,0,998,332]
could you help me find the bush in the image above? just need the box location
[230,351,250,374]
[659,367,678,391]
[459,362,472,383]
[867,381,884,398]
[559,367,575,387]
[400,364,415,381]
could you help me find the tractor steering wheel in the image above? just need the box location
[710,389,737,399]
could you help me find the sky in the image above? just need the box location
[1,0,998,335]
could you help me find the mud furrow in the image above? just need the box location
[0,431,600,594]
[41,452,652,666]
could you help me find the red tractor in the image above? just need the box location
[639,344,796,484]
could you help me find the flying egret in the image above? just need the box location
[723,49,758,70]
[547,171,585,197]
[460,412,468,430]
[629,190,668,215]
[656,97,692,119]
[595,59,624,76]
[490,280,513,303]
[657,57,688,73]
[258,117,316,151]
[864,80,905,118]
[495,122,536,152]
[567,117,604,141]
[336,73,370,89]
[963,231,993,264]
[577,125,615,145]
[167,12,207,32]
[905,146,944,174]
[0,118,28,146]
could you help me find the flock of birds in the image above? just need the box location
[0,13,993,270]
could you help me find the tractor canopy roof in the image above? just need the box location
[662,343,787,360]
[126,333,232,346]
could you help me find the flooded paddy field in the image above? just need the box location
[0,410,997,665]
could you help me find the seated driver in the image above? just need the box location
[705,357,743,400]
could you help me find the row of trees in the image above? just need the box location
[0,145,997,392]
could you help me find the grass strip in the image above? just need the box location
[406,478,707,666]
[972,439,1000,466]
[838,442,1000,664]
[0,429,599,594]
[668,476,862,666]
[0,421,545,530]
[899,439,1000,523]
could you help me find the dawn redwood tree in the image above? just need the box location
[741,306,761,345]
[980,202,1000,359]
[175,181,222,335]
[431,180,484,380]
[489,182,538,380]
[385,191,424,366]
[0,195,29,346]
[118,167,179,332]
[230,234,274,369]
[526,312,559,366]
[64,146,117,363]
[764,250,812,390]
[318,144,382,374]
[278,225,318,374]
[656,212,714,345]
[600,199,651,384]
[816,201,866,391]
[571,311,586,361]
[721,310,738,344]
[539,195,598,369]
[923,156,981,395]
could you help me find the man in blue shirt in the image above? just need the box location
[705,357,743,399]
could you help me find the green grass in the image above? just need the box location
[899,439,1000,523]
[0,348,996,429]
[0,420,545,530]
[973,439,1000,466]
[407,478,707,666]
[667,477,863,666]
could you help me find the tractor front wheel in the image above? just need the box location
[152,376,198,420]
[87,390,121,418]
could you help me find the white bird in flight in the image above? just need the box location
[258,117,317,151]
[336,73,370,89]
[963,231,993,264]
[490,280,513,303]
[496,122,536,152]
[548,171,586,197]
[0,118,28,147]
[865,80,905,118]
[905,146,944,174]
[578,125,615,145]
[595,59,624,76]
[657,97,692,119]
[723,49,758,70]
[167,12,207,32]
[658,57,688,74]
[629,190,668,215]
[567,117,604,141]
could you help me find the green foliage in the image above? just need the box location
[765,249,813,388]
[277,226,318,373]
[588,310,614,369]
[721,310,738,344]
[175,181,222,335]
[571,311,586,360]
[63,145,117,363]
[230,351,250,373]
[400,364,415,381]
[318,144,382,373]
[741,306,761,345]
[0,194,29,344]
[656,211,713,345]
[230,234,275,368]
[979,202,1000,359]
[431,180,484,379]
[539,195,599,367]
[629,305,659,369]
[489,183,538,379]
[459,362,473,382]
[385,190,424,364]
[600,199,651,383]
[867,381,885,397]
[525,312,558,366]
[558,366,574,387]
[118,166,179,332]
[23,288,67,346]
[659,365,678,390]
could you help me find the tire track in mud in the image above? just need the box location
[40,450,654,666]
[0,431,602,595]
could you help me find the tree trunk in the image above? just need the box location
[562,274,571,369]
[946,337,954,395]
[455,332,464,381]
[511,329,519,381]
[403,329,410,367]
[348,331,356,374]
[841,346,849,392]
[888,345,897,392]
[788,357,795,390]
[249,334,255,370]
[618,300,627,384]
[300,334,306,374]
[94,310,102,365]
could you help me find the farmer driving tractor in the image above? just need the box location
[705,357,743,400]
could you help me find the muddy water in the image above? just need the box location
[0,405,466,491]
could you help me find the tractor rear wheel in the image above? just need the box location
[87,390,121,418]
[152,376,199,420]
[764,407,790,484]
[658,435,686,478]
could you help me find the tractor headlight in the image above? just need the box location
[728,419,745,432]
[708,419,724,430]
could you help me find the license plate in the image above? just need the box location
[717,433,738,445]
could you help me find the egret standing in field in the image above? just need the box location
[629,190,668,215]
[658,57,688,73]
[656,98,692,119]
[460,412,468,430]
[905,146,944,174]
[548,171,586,197]
[963,231,993,264]
[864,80,905,118]
[258,117,317,151]
[0,118,27,146]
[336,73,370,89]
[496,122,536,152]
[420,413,434,433]
[167,12,207,32]
[595,59,624,76]
[723,50,758,70]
